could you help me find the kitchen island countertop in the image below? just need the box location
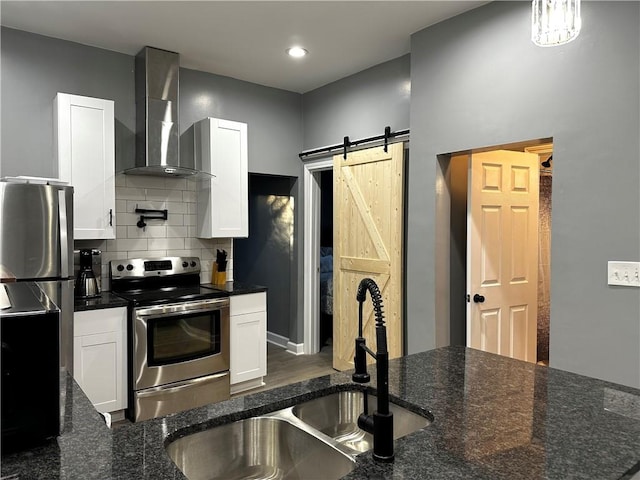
[2,346,639,479]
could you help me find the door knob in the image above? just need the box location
[473,294,485,303]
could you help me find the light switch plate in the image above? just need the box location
[608,261,640,287]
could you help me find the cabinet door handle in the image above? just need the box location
[109,209,113,227]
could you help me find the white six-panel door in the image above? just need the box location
[467,150,539,363]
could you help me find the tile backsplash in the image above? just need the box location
[75,173,233,290]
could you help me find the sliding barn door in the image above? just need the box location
[333,143,404,371]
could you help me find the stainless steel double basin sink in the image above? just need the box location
[166,390,431,480]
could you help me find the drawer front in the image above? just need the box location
[133,372,230,422]
[230,292,266,316]
[74,307,126,337]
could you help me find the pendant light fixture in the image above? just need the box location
[532,0,581,47]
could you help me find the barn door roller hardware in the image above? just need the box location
[298,126,409,159]
[135,206,168,229]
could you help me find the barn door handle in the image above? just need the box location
[473,294,485,303]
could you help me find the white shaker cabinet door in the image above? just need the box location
[55,93,115,240]
[195,117,248,238]
[229,292,266,392]
[73,307,127,413]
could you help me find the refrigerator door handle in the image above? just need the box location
[58,189,69,278]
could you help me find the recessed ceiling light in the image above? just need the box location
[286,46,308,58]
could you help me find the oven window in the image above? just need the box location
[148,310,221,366]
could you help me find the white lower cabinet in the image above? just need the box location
[73,307,127,413]
[230,292,266,395]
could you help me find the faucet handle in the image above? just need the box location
[352,337,371,383]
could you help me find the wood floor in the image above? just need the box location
[232,341,335,397]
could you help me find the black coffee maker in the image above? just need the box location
[75,249,100,298]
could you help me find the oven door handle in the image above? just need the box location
[135,372,229,398]
[135,302,229,320]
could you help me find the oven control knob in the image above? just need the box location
[182,261,188,268]
[190,261,197,268]
[126,264,133,271]
[116,264,124,272]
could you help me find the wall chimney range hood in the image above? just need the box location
[125,46,198,177]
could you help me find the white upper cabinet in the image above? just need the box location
[195,117,248,238]
[55,93,115,240]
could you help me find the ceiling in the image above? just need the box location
[0,1,485,93]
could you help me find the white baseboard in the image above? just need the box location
[286,341,304,356]
[267,331,289,348]
[267,331,304,355]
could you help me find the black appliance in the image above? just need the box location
[110,256,230,422]
[75,249,100,298]
[1,282,60,454]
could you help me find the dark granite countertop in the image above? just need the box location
[73,283,266,312]
[74,291,129,312]
[201,281,267,296]
[3,346,640,479]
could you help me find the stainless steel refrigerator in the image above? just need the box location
[0,180,74,375]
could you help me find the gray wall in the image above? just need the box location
[302,55,410,150]
[235,175,296,338]
[179,68,302,177]
[299,54,411,347]
[1,27,302,180]
[1,27,136,178]
[409,2,640,387]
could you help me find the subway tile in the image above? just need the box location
[165,178,187,191]
[116,213,139,226]
[116,186,145,200]
[185,179,197,191]
[200,248,215,260]
[166,201,187,214]
[166,214,184,226]
[125,176,167,189]
[115,226,128,239]
[146,188,183,202]
[126,225,167,238]
[183,191,196,203]
[185,214,196,226]
[102,251,128,264]
[185,238,208,249]
[115,174,127,187]
[148,237,184,250]
[166,226,188,238]
[166,249,193,257]
[115,199,128,213]
[143,250,168,258]
[116,238,148,251]
[187,202,197,215]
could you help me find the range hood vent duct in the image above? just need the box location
[125,46,198,177]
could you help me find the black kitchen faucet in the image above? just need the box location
[352,278,394,462]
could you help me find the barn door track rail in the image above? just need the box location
[298,126,409,160]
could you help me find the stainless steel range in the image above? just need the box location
[110,257,230,422]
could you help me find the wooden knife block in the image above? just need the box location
[212,263,226,285]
